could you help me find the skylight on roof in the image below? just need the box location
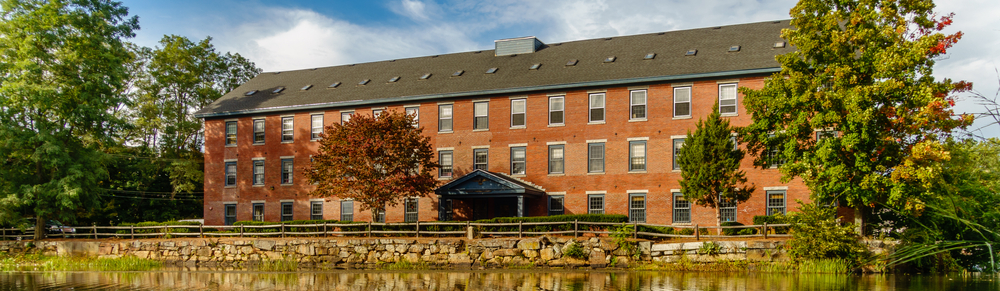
[773,41,786,48]
[529,63,541,70]
[388,76,400,82]
[566,59,578,66]
[729,45,741,52]
[604,56,616,63]
[272,87,285,94]
[644,53,656,60]
[485,67,498,74]
[328,82,341,88]
[420,73,431,79]
[452,70,464,77]
[301,84,313,90]
[359,79,370,85]
[245,90,257,96]
[685,49,697,56]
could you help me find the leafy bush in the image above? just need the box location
[720,222,745,236]
[563,242,587,259]
[753,214,790,234]
[787,203,867,267]
[116,221,202,234]
[473,214,627,235]
[698,241,722,255]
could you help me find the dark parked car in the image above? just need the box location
[23,219,77,237]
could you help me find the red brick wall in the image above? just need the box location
[203,75,810,226]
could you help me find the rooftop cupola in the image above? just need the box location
[494,36,544,56]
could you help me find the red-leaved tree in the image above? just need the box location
[307,110,439,221]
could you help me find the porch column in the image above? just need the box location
[517,195,525,217]
[438,195,446,221]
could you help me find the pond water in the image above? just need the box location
[0,270,995,290]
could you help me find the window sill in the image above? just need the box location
[547,173,565,177]
[671,170,681,173]
[720,113,739,117]
[472,129,489,132]
[437,177,452,181]
[628,119,647,122]
[253,143,265,146]
[628,170,647,174]
[510,174,526,178]
[586,172,605,175]
[437,131,453,134]
[672,223,692,226]
[280,184,293,187]
[224,186,236,189]
[225,145,236,148]
[252,185,265,187]
[311,139,320,142]
[672,116,692,120]
[547,124,565,127]
[587,121,606,125]
[509,126,526,130]
[281,141,294,144]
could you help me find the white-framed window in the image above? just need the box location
[340,200,354,221]
[548,145,564,174]
[629,194,646,223]
[253,119,265,144]
[252,160,264,186]
[375,207,386,223]
[442,199,453,221]
[629,141,646,171]
[549,96,564,125]
[224,203,237,225]
[252,203,265,222]
[281,202,293,222]
[767,190,786,216]
[225,121,237,146]
[341,112,353,124]
[473,148,488,171]
[373,108,383,118]
[549,196,565,215]
[674,87,692,117]
[310,201,323,220]
[511,99,526,127]
[673,193,690,223]
[439,151,453,177]
[311,114,323,140]
[767,134,785,168]
[438,104,453,132]
[474,102,489,130]
[719,195,737,222]
[719,83,738,114]
[224,162,236,186]
[816,130,837,141]
[673,138,685,170]
[630,90,647,120]
[281,159,293,185]
[589,93,605,122]
[281,117,293,142]
[404,198,419,222]
[405,106,419,127]
[588,143,605,173]
[588,194,605,214]
[510,147,526,175]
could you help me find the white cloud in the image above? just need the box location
[396,0,432,22]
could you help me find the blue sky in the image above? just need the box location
[121,0,999,136]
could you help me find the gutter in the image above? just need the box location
[194,67,782,119]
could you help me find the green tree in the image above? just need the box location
[0,0,139,239]
[308,111,440,221]
[739,0,972,229]
[677,104,755,230]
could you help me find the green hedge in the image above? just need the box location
[753,215,790,234]
[471,214,628,234]
[115,221,202,234]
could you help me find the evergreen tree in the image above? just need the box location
[677,104,755,230]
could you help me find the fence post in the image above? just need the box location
[2,227,5,241]
[415,221,420,238]
[240,225,244,238]
[695,224,700,241]
[518,221,523,238]
[199,224,204,238]
[763,223,768,239]
[93,223,97,239]
[633,221,638,239]
[162,225,167,239]
[130,225,134,240]
[367,221,372,238]
[323,222,328,237]
[574,220,579,239]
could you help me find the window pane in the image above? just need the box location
[405,107,419,127]
[673,139,685,170]
[474,102,488,130]
[550,111,563,124]
[439,105,453,131]
[630,195,646,223]
[719,84,737,114]
[511,99,525,113]
[589,143,604,173]
[341,200,353,221]
[439,151,453,177]
[588,196,604,214]
[473,149,488,171]
[630,141,646,171]
[281,159,293,184]
[226,122,237,145]
[341,112,352,124]
[253,120,265,143]
[474,102,488,116]
[511,147,526,175]
[590,94,605,108]
[550,97,564,111]
[675,102,691,117]
[631,90,647,119]
[512,114,525,127]
[673,194,690,223]
[631,90,646,105]
[281,202,293,222]
[311,114,323,139]
[549,145,564,174]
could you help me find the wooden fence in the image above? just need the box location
[0,221,791,241]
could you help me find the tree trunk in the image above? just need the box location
[716,208,723,236]
[854,205,866,237]
[34,214,45,241]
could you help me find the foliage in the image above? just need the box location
[753,215,791,234]
[677,103,755,227]
[610,224,639,260]
[114,221,202,234]
[563,242,587,260]
[0,253,161,272]
[698,241,722,255]
[473,214,628,234]
[0,0,139,239]
[308,110,439,221]
[787,203,868,266]
[720,222,747,236]
[739,0,972,217]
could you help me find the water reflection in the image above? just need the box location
[0,270,995,290]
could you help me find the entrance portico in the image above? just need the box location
[435,170,545,220]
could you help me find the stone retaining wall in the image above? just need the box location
[0,237,790,268]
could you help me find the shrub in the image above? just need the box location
[473,214,627,235]
[563,243,587,260]
[787,203,867,267]
[678,228,695,235]
[753,214,790,234]
[116,221,202,234]
[720,221,745,236]
[698,241,722,255]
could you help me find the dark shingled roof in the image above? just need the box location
[195,20,792,118]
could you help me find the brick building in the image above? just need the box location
[194,20,811,226]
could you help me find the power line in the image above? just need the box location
[99,193,204,201]
[100,188,204,195]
